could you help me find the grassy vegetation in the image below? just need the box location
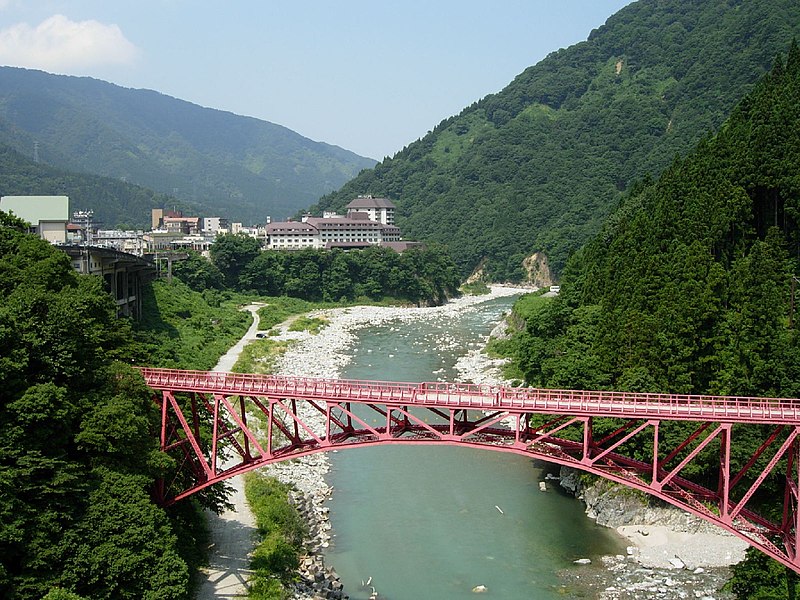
[233,339,294,375]
[288,316,328,335]
[256,295,407,332]
[460,280,491,296]
[244,474,307,600]
[133,279,253,370]
[256,297,339,331]
[507,289,550,318]
[135,288,408,597]
[133,283,323,597]
[235,298,334,598]
[486,291,551,383]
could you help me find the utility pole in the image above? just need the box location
[72,210,94,274]
[791,276,800,329]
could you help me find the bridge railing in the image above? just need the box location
[139,367,425,402]
[138,367,800,423]
[500,386,800,423]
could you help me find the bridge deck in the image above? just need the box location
[140,367,800,425]
[139,367,800,572]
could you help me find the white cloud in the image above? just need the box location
[0,14,139,72]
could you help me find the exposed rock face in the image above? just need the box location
[522,252,553,288]
[465,258,489,284]
[562,467,730,533]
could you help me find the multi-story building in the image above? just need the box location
[0,195,70,243]
[163,216,200,234]
[306,213,384,247]
[265,220,320,249]
[94,229,147,255]
[202,217,228,233]
[345,195,396,225]
[265,199,403,250]
[151,208,183,230]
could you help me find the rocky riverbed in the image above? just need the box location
[258,286,531,599]
[553,471,745,600]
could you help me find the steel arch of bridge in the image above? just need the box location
[139,367,800,573]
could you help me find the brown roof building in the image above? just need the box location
[345,195,396,225]
[265,208,402,251]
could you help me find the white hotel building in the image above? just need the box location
[266,196,402,250]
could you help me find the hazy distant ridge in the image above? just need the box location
[0,67,376,223]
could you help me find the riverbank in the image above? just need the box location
[205,289,746,599]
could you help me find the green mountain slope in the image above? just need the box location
[0,144,195,229]
[0,67,376,224]
[311,0,800,280]
[500,47,800,590]
[515,39,800,398]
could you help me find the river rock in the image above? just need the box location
[668,557,686,569]
[558,466,582,495]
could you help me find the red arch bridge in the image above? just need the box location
[140,367,800,572]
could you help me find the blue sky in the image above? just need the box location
[0,1,632,160]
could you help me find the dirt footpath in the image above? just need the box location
[196,304,263,599]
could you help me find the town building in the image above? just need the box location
[94,229,147,255]
[265,220,319,249]
[169,234,214,254]
[0,195,156,319]
[202,216,228,234]
[231,222,267,239]
[62,245,156,319]
[345,195,396,225]
[264,196,404,250]
[152,208,182,230]
[0,195,70,243]
[163,216,200,235]
[306,213,384,247]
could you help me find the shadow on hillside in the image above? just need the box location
[131,281,182,367]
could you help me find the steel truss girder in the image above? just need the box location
[150,379,800,574]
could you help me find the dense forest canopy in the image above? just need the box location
[516,40,800,398]
[0,219,460,598]
[0,67,375,225]
[5,2,800,596]
[311,0,800,281]
[0,210,230,599]
[173,234,462,307]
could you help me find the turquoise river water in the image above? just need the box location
[323,295,625,599]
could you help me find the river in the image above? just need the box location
[322,295,625,599]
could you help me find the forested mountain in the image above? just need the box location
[512,39,800,398]
[498,40,800,596]
[311,0,800,280]
[0,145,194,229]
[0,67,376,225]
